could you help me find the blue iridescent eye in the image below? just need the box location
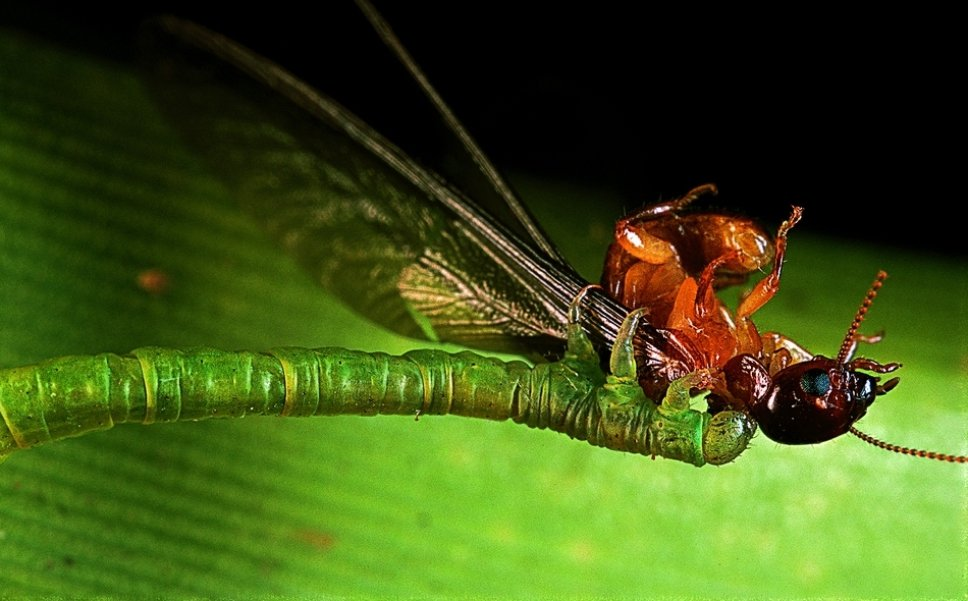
[800,369,831,396]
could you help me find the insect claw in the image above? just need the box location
[778,206,804,237]
[568,284,602,325]
[609,308,648,380]
[564,285,601,363]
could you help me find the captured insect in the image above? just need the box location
[0,1,963,466]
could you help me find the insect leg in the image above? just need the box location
[653,369,755,466]
[606,308,649,382]
[616,183,718,223]
[736,206,803,318]
[660,367,724,416]
[604,187,718,311]
[590,308,658,455]
[563,285,602,364]
[608,183,718,265]
[602,184,777,325]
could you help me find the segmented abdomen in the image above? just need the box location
[0,347,581,458]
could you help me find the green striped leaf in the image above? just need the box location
[0,26,964,599]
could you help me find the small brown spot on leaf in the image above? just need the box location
[293,529,336,552]
[137,268,171,295]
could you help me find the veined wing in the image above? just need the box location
[141,16,657,360]
[351,0,569,267]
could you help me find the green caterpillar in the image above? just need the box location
[0,312,753,467]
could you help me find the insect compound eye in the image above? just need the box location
[799,368,831,397]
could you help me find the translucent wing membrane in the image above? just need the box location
[141,16,639,358]
[352,0,568,264]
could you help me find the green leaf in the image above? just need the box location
[0,26,964,598]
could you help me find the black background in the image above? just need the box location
[3,2,962,256]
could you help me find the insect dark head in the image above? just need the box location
[749,357,899,444]
[743,270,901,445]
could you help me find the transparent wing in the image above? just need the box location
[142,16,602,357]
[352,0,568,265]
